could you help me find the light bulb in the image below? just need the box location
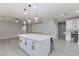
[28,19,31,23]
[16,20,19,22]
[16,19,19,22]
[24,13,26,14]
[35,16,38,22]
[23,20,26,24]
[76,10,79,13]
[33,5,36,9]
[61,14,64,16]
[24,3,26,5]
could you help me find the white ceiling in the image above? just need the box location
[0,3,79,22]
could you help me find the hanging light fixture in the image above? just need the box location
[35,4,38,22]
[23,8,27,25]
[33,5,36,9]
[28,17,31,23]
[23,19,26,24]
[28,4,31,23]
[22,3,39,24]
[35,15,38,22]
[24,8,26,15]
[24,3,27,5]
[16,3,39,24]
[24,13,26,15]
[22,4,27,34]
[16,19,19,22]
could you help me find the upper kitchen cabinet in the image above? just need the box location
[77,19,79,30]
[66,19,79,31]
[72,19,78,30]
[66,20,72,30]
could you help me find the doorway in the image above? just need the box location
[58,22,66,40]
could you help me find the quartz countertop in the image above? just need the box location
[19,33,53,42]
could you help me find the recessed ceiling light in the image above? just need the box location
[33,5,36,9]
[24,3,26,5]
[76,10,79,13]
[61,14,64,16]
[61,13,69,16]
[24,13,26,14]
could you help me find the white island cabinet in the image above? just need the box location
[19,34,53,56]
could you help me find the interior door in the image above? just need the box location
[58,22,66,40]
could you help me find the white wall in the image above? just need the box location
[0,19,23,39]
[27,24,32,33]
[32,19,58,39]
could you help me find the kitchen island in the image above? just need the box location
[19,33,54,56]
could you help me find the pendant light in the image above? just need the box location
[23,8,27,25]
[35,4,38,22]
[16,19,19,22]
[35,15,38,22]
[23,19,26,24]
[28,4,31,23]
[16,3,39,24]
[22,4,27,34]
[28,17,31,23]
[22,3,39,24]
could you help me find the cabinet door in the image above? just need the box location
[66,20,72,30]
[25,38,31,54]
[66,31,71,41]
[72,19,78,30]
[31,41,40,56]
[77,19,79,30]
[19,36,26,49]
[27,40,40,56]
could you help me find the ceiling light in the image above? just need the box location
[35,17,38,21]
[24,8,26,11]
[16,20,19,22]
[76,10,79,13]
[23,4,38,24]
[24,3,26,5]
[23,20,26,24]
[35,15,38,22]
[61,13,69,16]
[33,5,36,9]
[61,14,64,16]
[24,13,26,14]
[16,19,19,22]
[28,18,31,23]
[34,4,38,22]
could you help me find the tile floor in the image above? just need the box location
[50,39,79,56]
[0,38,28,56]
[0,38,79,56]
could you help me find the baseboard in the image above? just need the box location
[0,36,19,40]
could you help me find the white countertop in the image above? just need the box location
[19,33,53,42]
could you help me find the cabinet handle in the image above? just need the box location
[25,42,27,45]
[32,45,35,50]
[32,42,35,44]
[20,40,22,42]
